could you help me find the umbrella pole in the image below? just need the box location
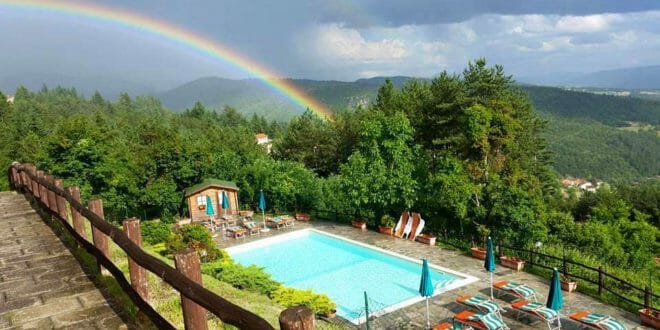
[261,209,269,232]
[425,297,430,329]
[490,272,494,299]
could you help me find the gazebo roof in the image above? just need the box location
[184,179,239,197]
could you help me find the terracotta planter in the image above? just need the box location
[416,234,436,246]
[500,256,525,271]
[295,213,311,221]
[378,226,394,235]
[198,205,206,210]
[639,308,660,329]
[561,280,577,293]
[470,247,487,260]
[352,219,367,230]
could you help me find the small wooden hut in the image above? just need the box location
[184,179,240,221]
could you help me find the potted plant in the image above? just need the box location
[500,255,525,271]
[416,232,436,246]
[639,308,660,329]
[352,218,367,230]
[470,225,490,260]
[560,274,577,293]
[378,215,396,235]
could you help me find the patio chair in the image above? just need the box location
[266,216,287,230]
[492,280,537,302]
[453,310,509,330]
[456,295,502,319]
[241,220,262,236]
[510,300,561,330]
[569,311,626,330]
[226,225,247,239]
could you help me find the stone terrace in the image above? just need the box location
[216,220,649,330]
[0,192,128,329]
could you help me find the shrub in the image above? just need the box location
[202,259,281,295]
[380,214,396,228]
[141,221,172,245]
[271,287,336,316]
[166,224,221,262]
[160,209,175,224]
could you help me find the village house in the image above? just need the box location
[184,179,240,221]
[6,95,14,104]
[255,133,272,154]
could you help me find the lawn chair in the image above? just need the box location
[510,300,561,330]
[242,220,262,236]
[456,295,502,319]
[226,226,247,239]
[569,311,626,330]
[492,280,537,302]
[266,216,286,230]
[453,311,509,330]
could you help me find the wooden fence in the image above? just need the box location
[499,243,658,311]
[8,162,277,330]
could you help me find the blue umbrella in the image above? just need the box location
[547,268,564,311]
[258,190,269,232]
[419,259,434,329]
[205,195,215,216]
[222,191,230,214]
[485,236,496,299]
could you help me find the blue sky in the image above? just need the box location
[1,0,660,89]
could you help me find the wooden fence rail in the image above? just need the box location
[499,243,658,311]
[8,162,274,330]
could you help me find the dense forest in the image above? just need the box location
[0,60,657,286]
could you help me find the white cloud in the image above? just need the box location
[313,23,407,63]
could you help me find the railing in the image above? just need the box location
[8,162,274,330]
[498,243,659,311]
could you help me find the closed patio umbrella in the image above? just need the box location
[547,268,564,311]
[259,190,269,232]
[419,259,434,329]
[205,195,215,215]
[485,236,496,299]
[222,191,229,216]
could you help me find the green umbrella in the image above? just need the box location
[547,268,564,311]
[205,195,215,216]
[258,190,269,232]
[484,236,496,299]
[419,259,434,329]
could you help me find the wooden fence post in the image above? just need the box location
[562,255,568,277]
[21,165,31,194]
[598,266,604,295]
[123,218,148,301]
[89,198,110,272]
[44,175,58,213]
[54,179,68,222]
[27,165,38,197]
[67,186,87,239]
[279,306,315,330]
[644,286,650,309]
[174,249,208,330]
[36,170,47,205]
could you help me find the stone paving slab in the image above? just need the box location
[0,192,128,329]
[216,221,650,329]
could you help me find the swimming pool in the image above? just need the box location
[226,229,478,323]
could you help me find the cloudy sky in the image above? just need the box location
[2,0,660,90]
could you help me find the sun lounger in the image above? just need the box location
[242,221,262,236]
[282,215,295,227]
[511,300,561,330]
[402,214,416,239]
[411,213,425,241]
[226,226,247,239]
[492,280,537,302]
[407,212,421,240]
[456,295,502,319]
[394,211,410,238]
[569,311,626,330]
[432,322,472,330]
[266,216,287,229]
[454,311,509,330]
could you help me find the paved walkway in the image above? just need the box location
[216,220,649,329]
[0,192,128,329]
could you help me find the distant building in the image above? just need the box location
[6,95,14,104]
[184,179,240,221]
[561,177,605,193]
[255,133,272,154]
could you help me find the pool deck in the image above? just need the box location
[215,221,649,330]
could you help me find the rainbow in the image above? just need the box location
[0,0,332,118]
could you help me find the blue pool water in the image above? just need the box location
[227,230,460,322]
